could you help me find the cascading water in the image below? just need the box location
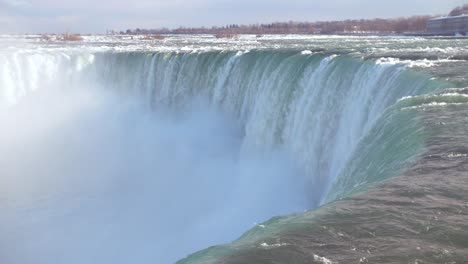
[0,36,455,263]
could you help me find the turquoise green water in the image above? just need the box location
[0,35,464,263]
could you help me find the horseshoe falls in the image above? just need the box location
[1,35,467,263]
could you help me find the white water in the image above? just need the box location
[0,40,448,263]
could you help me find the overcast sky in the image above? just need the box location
[0,0,466,33]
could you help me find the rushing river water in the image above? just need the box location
[1,35,467,263]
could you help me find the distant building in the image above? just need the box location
[427,15,468,35]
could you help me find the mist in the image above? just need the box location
[0,83,310,263]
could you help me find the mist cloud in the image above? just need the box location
[0,80,310,263]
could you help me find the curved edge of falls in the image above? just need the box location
[177,87,468,264]
[0,49,456,263]
[0,50,452,201]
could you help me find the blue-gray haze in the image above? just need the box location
[0,0,466,33]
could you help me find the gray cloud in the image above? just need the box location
[0,0,466,33]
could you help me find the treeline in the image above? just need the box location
[316,16,431,34]
[449,4,468,16]
[121,16,434,35]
